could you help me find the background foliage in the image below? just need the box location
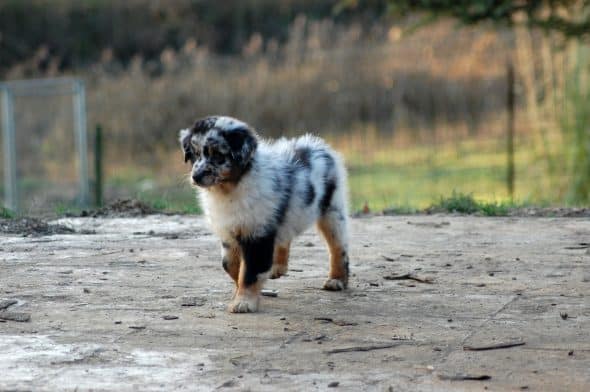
[0,0,589,213]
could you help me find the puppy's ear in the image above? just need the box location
[224,126,258,165]
[191,116,218,134]
[179,128,195,164]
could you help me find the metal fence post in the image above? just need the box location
[1,87,18,212]
[73,80,90,207]
[507,62,515,201]
[94,124,103,207]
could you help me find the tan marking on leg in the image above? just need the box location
[270,243,290,279]
[317,218,349,290]
[223,246,241,285]
[229,259,263,313]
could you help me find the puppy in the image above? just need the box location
[179,116,350,313]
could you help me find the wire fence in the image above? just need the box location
[0,78,89,213]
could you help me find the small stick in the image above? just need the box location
[438,373,491,381]
[325,343,398,355]
[463,340,525,351]
[314,317,358,326]
[383,273,433,284]
[0,299,17,310]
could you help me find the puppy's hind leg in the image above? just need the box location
[270,242,290,279]
[317,208,350,291]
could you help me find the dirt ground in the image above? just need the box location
[1,213,589,391]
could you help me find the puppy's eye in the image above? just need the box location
[189,142,201,158]
[210,150,225,164]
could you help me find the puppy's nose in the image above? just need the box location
[192,170,211,185]
[192,172,204,183]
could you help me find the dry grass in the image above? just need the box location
[81,17,511,156]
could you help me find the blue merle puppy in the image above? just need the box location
[179,116,350,313]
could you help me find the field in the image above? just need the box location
[88,130,567,215]
[333,132,565,211]
[5,131,562,216]
[1,120,573,217]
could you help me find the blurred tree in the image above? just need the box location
[0,0,380,76]
[340,0,590,37]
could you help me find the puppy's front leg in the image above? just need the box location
[229,232,275,313]
[221,241,240,285]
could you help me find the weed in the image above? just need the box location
[429,191,521,216]
[0,206,14,219]
[135,193,202,215]
[433,191,481,214]
[54,203,83,217]
[382,205,419,215]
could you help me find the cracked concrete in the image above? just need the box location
[0,215,589,391]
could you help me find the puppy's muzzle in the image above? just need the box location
[192,170,215,187]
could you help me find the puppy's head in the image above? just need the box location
[179,116,258,188]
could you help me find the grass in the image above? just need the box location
[429,191,518,216]
[332,131,570,212]
[53,203,84,217]
[50,194,201,216]
[0,206,14,219]
[5,129,576,216]
[45,190,520,217]
[25,132,567,216]
[432,191,482,214]
[136,193,202,214]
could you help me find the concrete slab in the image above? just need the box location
[0,215,588,391]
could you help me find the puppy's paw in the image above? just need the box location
[270,263,288,279]
[228,295,259,313]
[322,278,347,291]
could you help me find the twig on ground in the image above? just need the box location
[438,373,491,381]
[0,299,17,310]
[325,343,398,354]
[463,340,525,351]
[180,296,206,307]
[314,317,358,326]
[383,273,434,284]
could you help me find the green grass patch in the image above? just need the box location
[0,206,14,218]
[14,130,576,216]
[432,191,481,214]
[53,203,84,217]
[135,191,202,214]
[341,134,570,213]
[381,204,419,215]
[429,191,520,216]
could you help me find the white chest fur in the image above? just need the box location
[199,158,277,240]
